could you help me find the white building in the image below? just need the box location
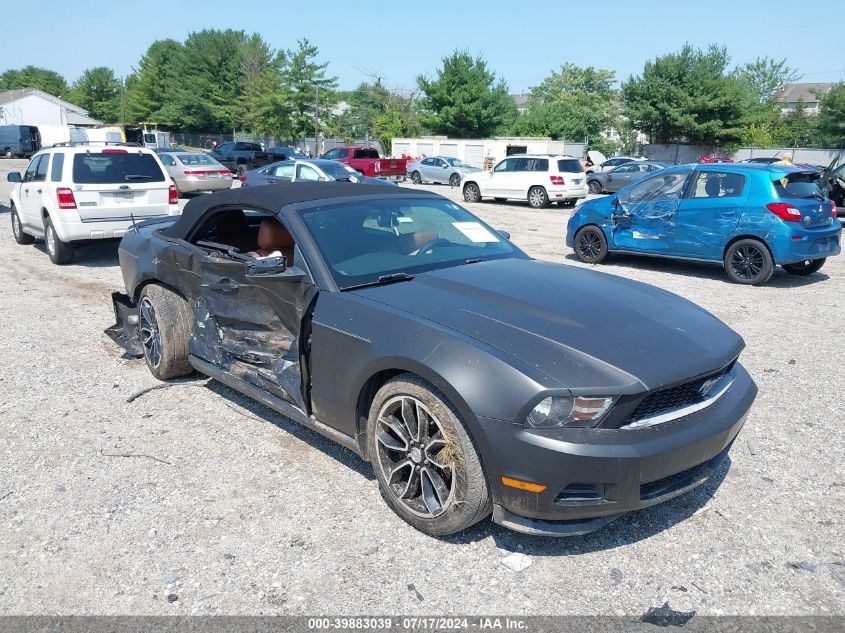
[391,136,586,168]
[0,89,101,127]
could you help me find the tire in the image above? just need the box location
[236,164,247,177]
[782,258,826,276]
[4,149,13,159]
[44,215,73,265]
[10,204,34,245]
[411,171,422,184]
[527,186,549,209]
[724,239,774,285]
[463,183,481,203]
[588,180,603,194]
[367,374,491,536]
[138,284,193,380]
[573,225,608,264]
[449,173,461,187]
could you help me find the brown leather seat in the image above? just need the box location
[398,230,438,254]
[249,217,295,264]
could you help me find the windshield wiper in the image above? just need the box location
[124,174,154,181]
[342,272,415,291]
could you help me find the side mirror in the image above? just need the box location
[317,176,328,182]
[497,229,511,240]
[607,175,613,182]
[7,172,22,183]
[246,258,306,283]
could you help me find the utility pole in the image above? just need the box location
[314,83,319,157]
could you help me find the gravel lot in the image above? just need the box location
[0,158,843,617]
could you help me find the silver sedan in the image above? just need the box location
[157,152,233,195]
[407,156,482,187]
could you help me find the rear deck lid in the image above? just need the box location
[71,151,170,221]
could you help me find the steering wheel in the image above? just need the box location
[414,237,450,255]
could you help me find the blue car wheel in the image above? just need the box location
[724,239,774,285]
[574,226,608,264]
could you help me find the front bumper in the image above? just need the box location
[479,363,756,536]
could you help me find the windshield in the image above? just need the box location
[319,162,359,180]
[445,158,472,168]
[177,153,218,166]
[300,198,523,288]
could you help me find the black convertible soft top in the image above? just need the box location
[162,182,438,239]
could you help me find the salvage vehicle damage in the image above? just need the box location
[109,182,757,537]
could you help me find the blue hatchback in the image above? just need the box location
[566,163,842,284]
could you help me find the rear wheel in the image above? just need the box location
[236,164,247,177]
[449,173,461,187]
[4,149,13,159]
[411,171,422,184]
[782,258,826,276]
[724,239,774,285]
[463,183,481,203]
[588,180,603,194]
[138,284,193,380]
[368,374,491,536]
[44,216,73,265]
[528,186,549,209]
[573,225,608,264]
[11,204,34,245]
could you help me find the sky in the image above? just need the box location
[4,0,844,94]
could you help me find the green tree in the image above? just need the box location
[417,51,516,137]
[734,57,801,104]
[622,44,754,145]
[155,29,251,130]
[124,39,183,124]
[237,34,292,137]
[773,100,816,148]
[0,66,69,97]
[70,67,122,123]
[332,80,420,153]
[815,83,845,148]
[514,63,618,143]
[280,39,338,140]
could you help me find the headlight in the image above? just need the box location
[525,396,614,428]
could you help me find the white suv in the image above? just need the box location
[8,143,178,264]
[461,155,589,208]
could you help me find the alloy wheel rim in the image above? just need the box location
[529,189,545,207]
[731,245,764,280]
[578,230,602,261]
[46,225,56,254]
[139,296,162,369]
[412,172,421,184]
[375,395,456,518]
[466,186,478,201]
[450,174,460,187]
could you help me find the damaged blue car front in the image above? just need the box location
[566,163,841,285]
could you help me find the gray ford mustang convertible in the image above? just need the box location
[110,183,756,537]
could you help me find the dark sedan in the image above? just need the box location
[109,184,756,537]
[588,161,669,194]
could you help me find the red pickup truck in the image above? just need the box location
[321,147,407,179]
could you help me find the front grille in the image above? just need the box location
[625,362,734,425]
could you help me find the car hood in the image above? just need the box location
[588,150,608,165]
[351,258,744,392]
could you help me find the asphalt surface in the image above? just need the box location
[0,159,843,616]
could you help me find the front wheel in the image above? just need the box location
[138,284,193,380]
[463,183,481,203]
[44,216,73,265]
[11,205,34,245]
[449,173,461,187]
[724,239,774,285]
[782,258,826,276]
[573,225,608,263]
[368,374,491,536]
[527,186,549,208]
[4,149,13,159]
[588,180,603,194]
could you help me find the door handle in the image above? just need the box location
[721,210,736,216]
[207,280,239,293]
[36,188,42,194]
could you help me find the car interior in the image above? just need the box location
[190,209,296,266]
